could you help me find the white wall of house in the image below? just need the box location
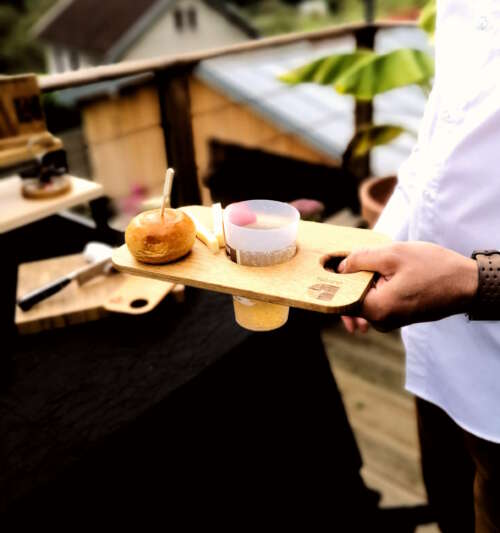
[123,0,250,61]
[46,45,62,73]
[46,44,97,74]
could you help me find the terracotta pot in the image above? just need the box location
[359,175,397,228]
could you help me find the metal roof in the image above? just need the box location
[196,26,432,177]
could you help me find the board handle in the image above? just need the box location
[103,276,174,315]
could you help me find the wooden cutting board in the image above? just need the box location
[112,206,390,314]
[16,253,174,334]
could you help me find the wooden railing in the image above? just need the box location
[37,20,416,206]
[38,21,413,92]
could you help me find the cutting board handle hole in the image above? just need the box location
[130,298,148,309]
[320,255,347,273]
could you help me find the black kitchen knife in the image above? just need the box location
[17,256,112,311]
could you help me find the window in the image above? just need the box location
[69,49,80,70]
[174,7,197,31]
[53,48,65,72]
[187,7,197,29]
[174,8,183,30]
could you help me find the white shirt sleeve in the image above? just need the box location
[373,182,410,242]
[373,149,418,242]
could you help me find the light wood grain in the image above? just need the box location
[16,254,118,333]
[0,75,45,138]
[82,85,167,200]
[83,85,161,145]
[0,135,62,168]
[87,126,166,199]
[0,74,63,167]
[112,205,390,314]
[190,80,338,205]
[104,274,173,315]
[0,175,103,233]
[0,131,57,150]
[16,254,173,333]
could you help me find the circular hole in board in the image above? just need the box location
[130,298,149,309]
[320,255,347,273]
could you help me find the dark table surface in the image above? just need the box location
[1,288,378,528]
[0,214,377,529]
[1,288,251,509]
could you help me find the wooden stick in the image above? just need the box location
[160,168,174,218]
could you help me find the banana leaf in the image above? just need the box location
[278,50,375,86]
[279,49,434,101]
[419,0,437,39]
[335,49,434,100]
[343,124,406,165]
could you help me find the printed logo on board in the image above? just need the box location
[308,282,340,301]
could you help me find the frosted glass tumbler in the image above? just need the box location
[223,200,299,331]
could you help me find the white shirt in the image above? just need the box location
[375,0,500,443]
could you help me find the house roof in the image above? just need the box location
[35,0,258,58]
[195,26,432,177]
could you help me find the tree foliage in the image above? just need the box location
[419,0,436,39]
[278,0,436,169]
[0,0,57,75]
[280,49,434,100]
[343,124,407,164]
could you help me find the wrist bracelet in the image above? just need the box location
[468,250,500,320]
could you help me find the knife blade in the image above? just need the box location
[74,257,112,285]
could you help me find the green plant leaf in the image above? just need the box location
[278,50,375,86]
[335,49,434,100]
[419,0,437,39]
[345,124,406,161]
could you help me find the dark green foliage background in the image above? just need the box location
[0,0,56,74]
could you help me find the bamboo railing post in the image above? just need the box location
[353,24,377,183]
[155,68,201,207]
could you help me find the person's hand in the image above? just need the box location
[340,315,370,334]
[338,242,478,332]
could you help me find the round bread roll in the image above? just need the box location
[125,208,196,264]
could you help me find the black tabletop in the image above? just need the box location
[0,288,251,511]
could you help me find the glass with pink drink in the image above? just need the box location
[223,200,300,331]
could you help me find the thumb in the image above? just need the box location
[338,246,397,276]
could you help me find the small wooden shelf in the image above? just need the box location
[112,206,390,314]
[0,175,104,233]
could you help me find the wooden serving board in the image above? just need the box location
[16,253,174,334]
[112,206,390,314]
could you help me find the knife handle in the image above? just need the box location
[17,277,72,311]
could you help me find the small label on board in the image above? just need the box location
[308,283,340,302]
